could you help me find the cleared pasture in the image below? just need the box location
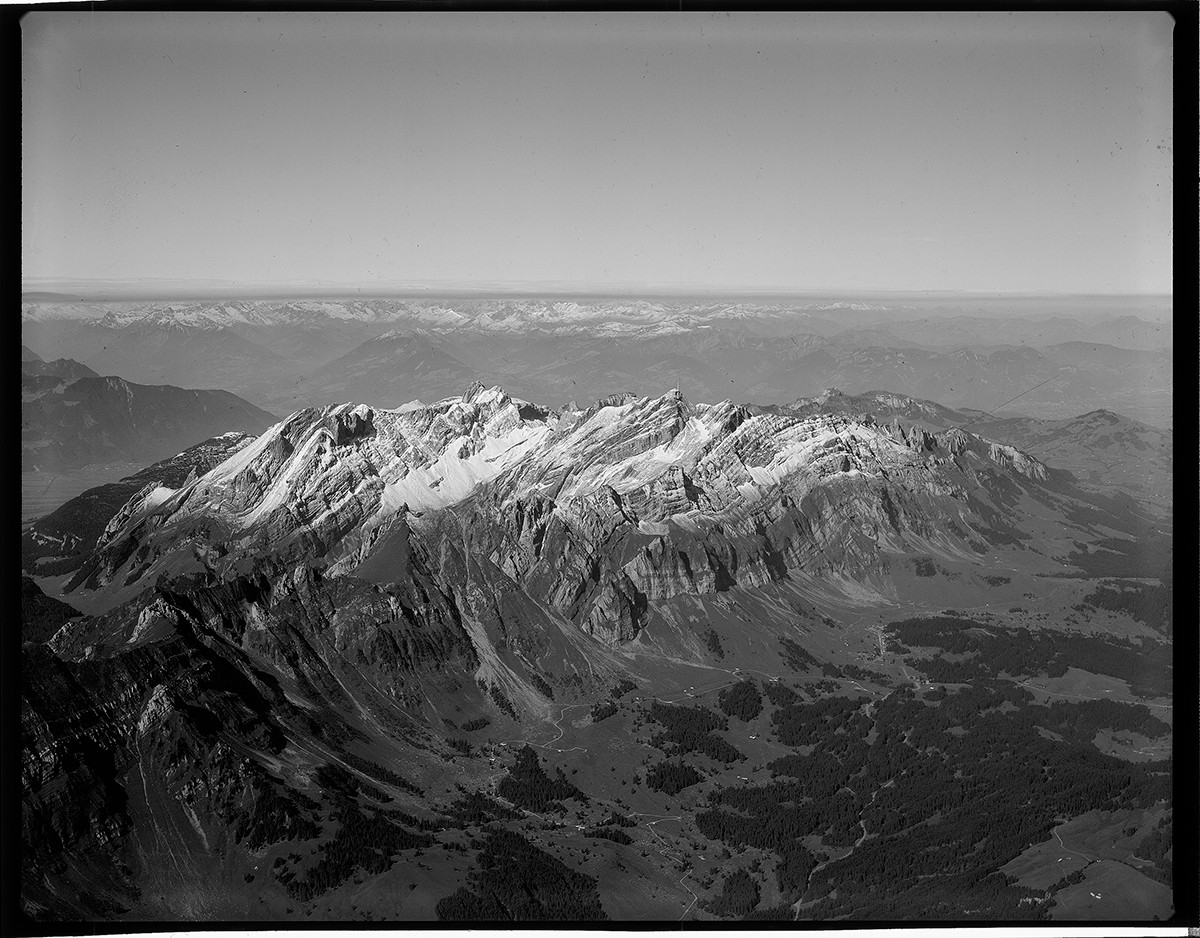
[1049,859,1172,921]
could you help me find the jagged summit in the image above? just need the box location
[462,379,488,403]
[65,383,1058,618]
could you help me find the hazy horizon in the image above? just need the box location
[23,11,1174,295]
[21,276,1177,304]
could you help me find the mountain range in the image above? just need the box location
[781,389,1172,506]
[21,299,1172,426]
[251,328,1171,426]
[21,357,276,474]
[19,302,1174,923]
[21,381,1173,921]
[52,382,1155,621]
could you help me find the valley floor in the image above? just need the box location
[21,465,144,521]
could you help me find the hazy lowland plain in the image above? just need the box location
[20,291,1174,923]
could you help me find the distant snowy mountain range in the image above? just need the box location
[21,298,1173,448]
[22,298,899,335]
[21,296,1170,345]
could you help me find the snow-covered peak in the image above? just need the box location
[138,385,550,538]
[81,382,1058,600]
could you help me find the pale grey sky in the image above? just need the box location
[22,11,1174,293]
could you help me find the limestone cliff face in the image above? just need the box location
[65,388,547,594]
[431,393,1053,644]
[64,385,1059,649]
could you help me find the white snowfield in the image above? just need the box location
[379,423,551,514]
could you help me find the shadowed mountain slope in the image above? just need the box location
[22,375,276,473]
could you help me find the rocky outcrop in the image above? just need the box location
[21,550,494,919]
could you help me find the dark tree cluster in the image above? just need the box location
[314,762,391,805]
[497,745,587,812]
[382,806,443,833]
[767,749,848,799]
[1045,866,1089,895]
[609,678,638,698]
[1040,698,1170,743]
[705,868,760,916]
[281,808,432,901]
[912,557,938,577]
[447,738,473,755]
[461,717,491,732]
[778,637,819,671]
[718,681,763,722]
[482,681,519,719]
[772,695,863,747]
[645,760,704,795]
[435,828,608,921]
[694,678,1171,920]
[1133,813,1173,886]
[694,796,818,900]
[704,628,725,658]
[915,657,984,684]
[743,903,798,921]
[646,701,744,763]
[888,616,1172,697]
[1065,534,1171,579]
[280,770,433,901]
[233,777,322,852]
[648,700,722,733]
[1082,580,1172,638]
[583,826,633,845]
[442,791,523,828]
[590,700,619,723]
[763,680,802,708]
[528,672,555,700]
[840,663,888,684]
[337,752,423,796]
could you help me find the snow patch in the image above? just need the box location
[142,486,175,510]
[203,419,286,485]
[380,424,549,513]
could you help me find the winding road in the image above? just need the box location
[1052,828,1094,864]
[630,812,700,920]
[501,703,592,753]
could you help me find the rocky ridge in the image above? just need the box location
[66,384,1066,648]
